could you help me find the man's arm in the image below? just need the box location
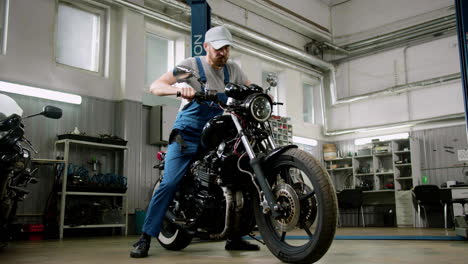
[149,71,196,99]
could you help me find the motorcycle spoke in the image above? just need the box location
[280,231,287,242]
[300,221,314,238]
[300,190,316,201]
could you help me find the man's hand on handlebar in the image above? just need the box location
[175,83,196,100]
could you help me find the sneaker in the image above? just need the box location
[130,238,150,258]
[225,238,260,251]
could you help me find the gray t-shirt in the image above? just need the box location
[176,56,248,109]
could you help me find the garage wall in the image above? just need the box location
[7,0,467,219]
[0,0,123,101]
[10,90,161,217]
[2,0,328,216]
[327,0,463,136]
[331,0,454,44]
[413,125,468,186]
[268,0,330,31]
[209,0,330,45]
[5,92,120,216]
[327,124,468,189]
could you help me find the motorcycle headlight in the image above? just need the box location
[244,94,272,122]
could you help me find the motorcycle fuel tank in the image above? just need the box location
[201,115,237,149]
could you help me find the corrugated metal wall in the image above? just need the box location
[3,92,163,219]
[7,92,119,217]
[413,125,468,186]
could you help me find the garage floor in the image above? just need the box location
[1,228,467,264]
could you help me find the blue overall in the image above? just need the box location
[143,57,229,237]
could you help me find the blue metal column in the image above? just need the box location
[455,0,468,135]
[186,0,211,56]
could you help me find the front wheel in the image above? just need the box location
[254,148,338,263]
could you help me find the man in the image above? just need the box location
[130,25,259,258]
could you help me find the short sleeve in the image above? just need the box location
[176,57,197,70]
[229,61,249,85]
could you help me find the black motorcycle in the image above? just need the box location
[151,66,338,263]
[0,103,62,247]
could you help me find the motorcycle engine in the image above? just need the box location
[190,158,225,232]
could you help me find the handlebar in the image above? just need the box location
[176,91,220,104]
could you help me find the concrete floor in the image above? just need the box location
[1,228,467,264]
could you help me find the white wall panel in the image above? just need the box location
[208,0,314,49]
[409,82,464,120]
[332,0,454,44]
[269,0,330,30]
[244,10,312,49]
[347,49,405,96]
[348,94,409,127]
[329,104,351,130]
[406,36,460,82]
[335,62,350,98]
[121,8,146,102]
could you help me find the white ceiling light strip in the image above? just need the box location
[292,136,318,146]
[0,80,82,105]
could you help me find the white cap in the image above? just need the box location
[204,26,233,49]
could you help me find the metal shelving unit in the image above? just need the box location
[54,139,128,239]
[325,157,354,190]
[324,137,421,227]
[269,115,293,146]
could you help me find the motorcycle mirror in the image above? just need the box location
[173,66,195,82]
[266,73,278,89]
[41,105,62,119]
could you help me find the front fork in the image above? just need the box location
[230,114,281,218]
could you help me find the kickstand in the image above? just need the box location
[248,233,265,245]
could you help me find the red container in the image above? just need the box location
[24,224,44,232]
[23,224,44,241]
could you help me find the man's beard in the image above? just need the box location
[213,56,228,67]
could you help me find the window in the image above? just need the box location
[0,0,8,54]
[262,71,279,115]
[55,0,108,73]
[303,83,314,123]
[145,33,174,86]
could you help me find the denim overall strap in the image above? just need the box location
[195,57,206,89]
[172,57,230,138]
[195,56,230,87]
[223,65,229,84]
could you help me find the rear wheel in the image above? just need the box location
[158,218,192,250]
[254,148,338,263]
[151,178,193,251]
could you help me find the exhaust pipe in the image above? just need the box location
[209,187,235,240]
[163,187,238,240]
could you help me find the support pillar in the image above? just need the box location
[455,0,468,137]
[186,0,211,56]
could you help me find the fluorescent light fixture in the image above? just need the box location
[293,136,318,146]
[0,80,82,104]
[355,132,409,145]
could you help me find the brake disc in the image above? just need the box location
[271,183,300,232]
